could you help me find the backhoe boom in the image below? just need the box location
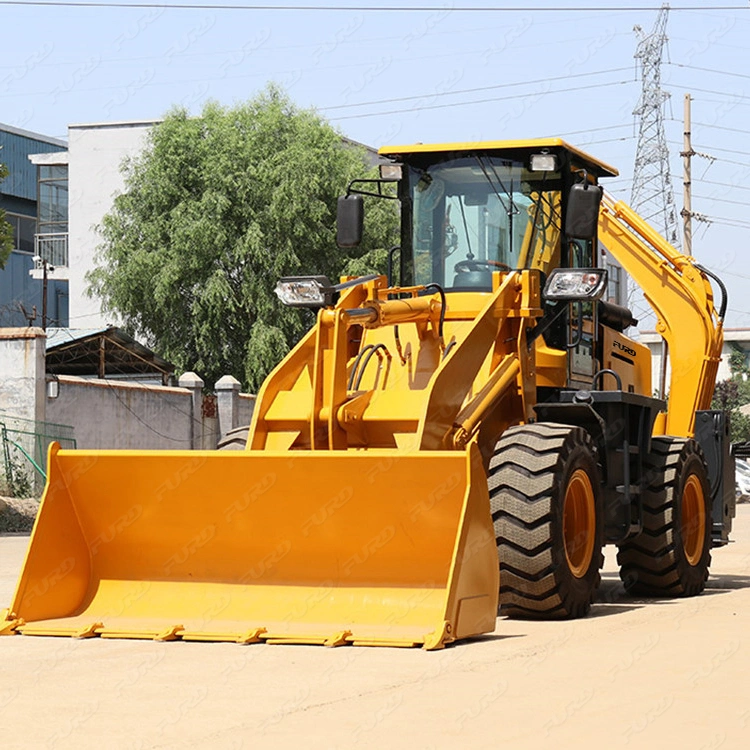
[598,190,724,437]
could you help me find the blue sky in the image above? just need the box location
[2,1,750,327]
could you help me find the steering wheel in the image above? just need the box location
[454,259,512,274]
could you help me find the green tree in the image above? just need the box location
[712,345,750,443]
[0,163,15,269]
[89,87,398,390]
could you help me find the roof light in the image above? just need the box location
[379,164,402,181]
[530,152,558,172]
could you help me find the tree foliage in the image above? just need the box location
[711,345,750,443]
[89,87,398,390]
[0,163,14,270]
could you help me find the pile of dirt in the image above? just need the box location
[0,496,39,533]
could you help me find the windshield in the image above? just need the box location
[408,155,562,290]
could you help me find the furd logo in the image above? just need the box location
[613,340,637,357]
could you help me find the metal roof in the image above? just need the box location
[45,327,175,382]
[0,124,68,201]
[378,137,619,177]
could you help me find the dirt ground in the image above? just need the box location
[1,507,749,750]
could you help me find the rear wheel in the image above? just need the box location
[489,423,604,619]
[617,437,711,597]
[217,425,250,450]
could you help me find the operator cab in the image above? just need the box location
[377,139,618,292]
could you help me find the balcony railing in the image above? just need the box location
[34,233,69,268]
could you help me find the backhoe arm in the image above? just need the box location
[597,191,724,437]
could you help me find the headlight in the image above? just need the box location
[274,276,332,308]
[543,268,608,301]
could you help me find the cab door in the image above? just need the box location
[566,238,598,388]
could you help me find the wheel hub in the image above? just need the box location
[681,474,706,566]
[563,469,596,578]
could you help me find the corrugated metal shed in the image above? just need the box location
[45,327,175,384]
[0,123,67,201]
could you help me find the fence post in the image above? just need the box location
[178,371,204,450]
[215,375,241,440]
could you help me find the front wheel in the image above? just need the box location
[217,425,250,450]
[617,437,711,597]
[489,423,604,619]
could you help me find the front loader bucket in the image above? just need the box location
[3,443,498,649]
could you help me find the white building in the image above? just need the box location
[30,121,159,329]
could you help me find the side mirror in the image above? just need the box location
[566,182,602,240]
[337,194,364,248]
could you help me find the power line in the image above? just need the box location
[667,118,750,136]
[539,123,633,139]
[667,139,750,161]
[667,84,750,103]
[693,194,750,207]
[669,62,750,81]
[0,29,628,71]
[702,179,750,192]
[1,2,748,11]
[9,43,577,98]
[320,67,633,112]
[707,217,750,229]
[329,79,632,121]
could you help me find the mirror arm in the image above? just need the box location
[346,178,400,200]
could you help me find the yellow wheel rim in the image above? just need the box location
[563,469,596,578]
[682,474,706,567]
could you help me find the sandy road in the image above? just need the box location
[1,508,749,750]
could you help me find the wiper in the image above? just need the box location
[457,195,474,260]
[522,171,552,265]
[474,155,518,218]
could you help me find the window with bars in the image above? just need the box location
[37,164,69,236]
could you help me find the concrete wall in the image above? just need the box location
[46,375,195,450]
[238,393,256,429]
[1,324,254,452]
[0,328,45,425]
[67,121,158,329]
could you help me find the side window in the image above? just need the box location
[523,191,562,275]
[569,237,594,268]
[4,213,35,254]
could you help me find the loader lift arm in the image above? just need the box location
[597,190,724,438]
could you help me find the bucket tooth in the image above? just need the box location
[236,628,267,645]
[154,625,185,642]
[0,609,22,636]
[74,622,103,639]
[324,630,352,647]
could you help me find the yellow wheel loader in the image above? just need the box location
[2,139,735,648]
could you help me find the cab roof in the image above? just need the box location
[378,137,619,178]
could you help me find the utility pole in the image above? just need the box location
[681,93,694,256]
[41,258,49,331]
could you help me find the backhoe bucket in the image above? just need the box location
[3,443,498,649]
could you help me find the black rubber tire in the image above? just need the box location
[217,425,250,450]
[489,423,604,619]
[617,437,712,597]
